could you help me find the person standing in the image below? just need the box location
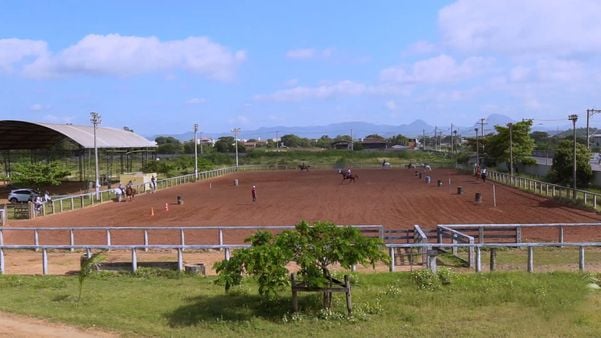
[251,185,256,202]
[150,175,157,193]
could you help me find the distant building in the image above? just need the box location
[591,134,601,147]
[361,137,387,150]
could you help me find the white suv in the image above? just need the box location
[8,189,39,203]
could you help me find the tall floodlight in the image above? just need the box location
[194,123,199,180]
[569,114,578,198]
[508,123,513,176]
[453,130,458,153]
[232,128,240,167]
[475,127,479,166]
[90,112,101,199]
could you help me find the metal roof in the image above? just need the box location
[0,120,157,150]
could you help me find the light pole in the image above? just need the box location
[193,123,198,180]
[453,130,457,153]
[508,123,513,176]
[232,128,240,168]
[90,112,101,199]
[569,114,578,198]
[475,127,479,166]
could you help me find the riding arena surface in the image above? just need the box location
[7,167,601,243]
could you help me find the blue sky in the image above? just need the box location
[1,0,600,138]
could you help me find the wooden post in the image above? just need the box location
[527,247,534,273]
[131,248,137,272]
[69,229,75,252]
[219,229,224,246]
[345,275,352,315]
[291,273,298,312]
[389,247,395,272]
[559,226,564,246]
[0,248,4,274]
[475,247,481,273]
[579,246,585,272]
[224,247,231,261]
[489,248,497,272]
[516,226,522,243]
[42,248,48,275]
[34,230,39,252]
[180,229,185,251]
[177,248,184,272]
[106,229,111,250]
[468,238,475,268]
[493,184,497,207]
[144,230,149,252]
[479,227,484,244]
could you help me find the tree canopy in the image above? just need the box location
[485,120,535,170]
[9,162,71,188]
[214,220,388,302]
[548,140,592,187]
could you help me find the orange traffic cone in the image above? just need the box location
[150,207,155,216]
[165,202,169,211]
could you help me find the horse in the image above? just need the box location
[298,163,311,171]
[338,169,358,183]
[125,186,137,201]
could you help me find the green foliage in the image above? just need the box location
[410,268,455,290]
[548,140,592,187]
[486,120,535,171]
[214,220,388,303]
[10,161,71,188]
[155,136,183,154]
[78,252,105,302]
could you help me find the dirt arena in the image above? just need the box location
[3,168,601,274]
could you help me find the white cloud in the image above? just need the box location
[186,97,207,104]
[17,34,245,80]
[385,100,397,111]
[404,41,438,55]
[254,80,410,102]
[286,48,334,60]
[0,39,47,73]
[439,0,601,55]
[29,103,49,111]
[380,54,493,84]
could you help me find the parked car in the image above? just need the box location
[8,189,39,203]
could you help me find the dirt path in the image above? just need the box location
[0,311,117,338]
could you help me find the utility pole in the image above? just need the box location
[350,129,354,151]
[480,118,486,138]
[90,112,101,199]
[275,131,279,152]
[434,126,438,151]
[569,114,578,198]
[586,108,601,149]
[450,123,454,154]
[194,123,198,180]
[508,123,513,176]
[232,128,240,168]
[422,129,426,150]
[453,130,458,153]
[475,127,479,166]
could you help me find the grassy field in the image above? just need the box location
[1,269,600,337]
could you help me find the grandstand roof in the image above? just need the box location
[0,120,157,150]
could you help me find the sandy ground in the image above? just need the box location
[2,168,601,336]
[0,311,117,337]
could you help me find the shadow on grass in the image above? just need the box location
[166,293,321,327]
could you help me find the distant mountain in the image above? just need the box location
[151,114,566,141]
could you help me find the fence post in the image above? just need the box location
[177,248,184,272]
[389,247,395,272]
[579,246,585,272]
[475,247,481,272]
[180,229,185,251]
[489,248,496,271]
[34,230,39,252]
[224,247,231,261]
[69,229,75,252]
[468,238,475,268]
[106,230,112,248]
[144,230,149,252]
[42,248,48,275]
[527,246,534,273]
[595,195,598,209]
[0,248,4,274]
[131,248,137,272]
[516,226,522,243]
[219,229,224,246]
[479,226,484,244]
[559,226,564,246]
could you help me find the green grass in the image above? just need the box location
[0,269,600,337]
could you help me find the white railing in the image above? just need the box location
[455,163,601,210]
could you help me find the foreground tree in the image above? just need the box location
[548,140,592,187]
[214,220,388,306]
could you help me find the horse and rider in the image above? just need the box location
[298,162,311,171]
[338,168,358,183]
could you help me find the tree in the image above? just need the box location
[548,140,592,187]
[155,136,183,154]
[10,162,71,188]
[214,220,388,306]
[388,134,408,146]
[315,135,333,149]
[280,134,304,148]
[485,120,535,171]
